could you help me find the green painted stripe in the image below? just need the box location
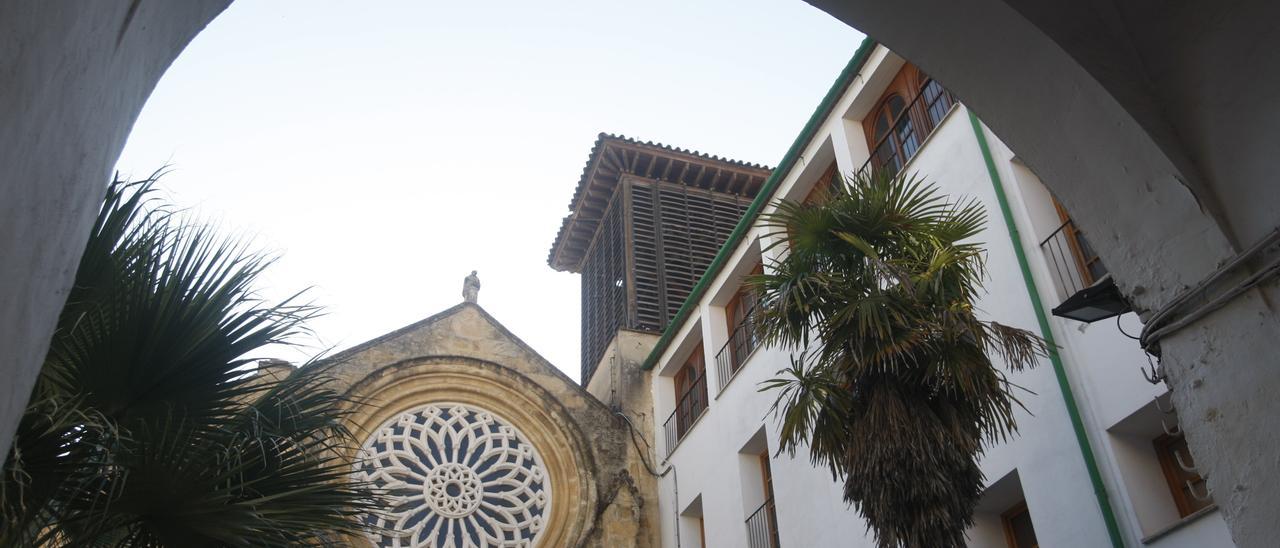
[640,36,877,371]
[967,111,1125,548]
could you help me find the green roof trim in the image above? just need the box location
[640,36,877,371]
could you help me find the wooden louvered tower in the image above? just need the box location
[548,134,771,384]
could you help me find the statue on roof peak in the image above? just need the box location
[463,270,480,304]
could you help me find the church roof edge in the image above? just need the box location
[314,302,590,392]
[316,302,474,366]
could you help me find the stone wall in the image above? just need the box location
[584,329,662,546]
[318,303,659,547]
[585,329,661,445]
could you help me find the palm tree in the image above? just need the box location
[1,174,381,546]
[754,170,1047,548]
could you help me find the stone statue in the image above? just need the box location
[463,270,480,303]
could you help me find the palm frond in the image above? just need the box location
[3,174,381,546]
[754,168,1046,548]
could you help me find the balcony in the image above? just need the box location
[1040,218,1107,296]
[716,302,762,392]
[1040,218,1129,322]
[745,497,780,548]
[857,78,956,179]
[662,372,708,457]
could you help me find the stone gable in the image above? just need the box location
[315,302,659,547]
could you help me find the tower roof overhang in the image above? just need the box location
[547,133,772,272]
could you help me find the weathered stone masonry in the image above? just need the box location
[315,302,660,547]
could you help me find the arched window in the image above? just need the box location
[861,63,957,177]
[869,93,918,174]
[358,403,550,547]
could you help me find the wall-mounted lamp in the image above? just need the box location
[1052,275,1131,323]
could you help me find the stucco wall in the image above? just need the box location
[648,44,1236,547]
[0,0,229,463]
[911,110,1117,548]
[802,2,1280,546]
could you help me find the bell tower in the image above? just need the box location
[548,134,771,385]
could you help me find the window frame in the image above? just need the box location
[1153,433,1213,518]
[866,92,914,175]
[672,343,708,439]
[860,62,956,177]
[756,452,780,548]
[1000,500,1039,548]
[723,262,765,375]
[800,161,840,205]
[1052,197,1108,286]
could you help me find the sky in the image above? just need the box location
[115,0,865,381]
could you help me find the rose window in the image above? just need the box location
[358,403,550,547]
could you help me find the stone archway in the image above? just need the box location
[2,1,1277,546]
[0,0,231,474]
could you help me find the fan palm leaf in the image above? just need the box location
[1,174,381,546]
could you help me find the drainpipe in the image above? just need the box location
[967,111,1126,548]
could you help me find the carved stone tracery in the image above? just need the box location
[358,402,550,547]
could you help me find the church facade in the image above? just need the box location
[316,302,660,547]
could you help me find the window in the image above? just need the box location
[358,403,550,546]
[717,263,765,390]
[1154,434,1214,517]
[801,161,840,205]
[1106,397,1214,536]
[725,265,763,368]
[868,94,913,175]
[663,342,711,456]
[861,63,955,177]
[682,496,708,548]
[760,453,777,516]
[672,344,708,440]
[918,68,955,129]
[746,453,781,548]
[1039,197,1109,296]
[1001,501,1039,548]
[786,161,838,250]
[1053,198,1108,286]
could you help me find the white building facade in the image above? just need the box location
[644,42,1235,548]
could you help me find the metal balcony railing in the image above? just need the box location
[855,78,956,180]
[745,497,780,548]
[662,373,708,457]
[716,304,762,392]
[1040,218,1108,298]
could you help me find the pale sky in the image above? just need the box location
[116,0,865,381]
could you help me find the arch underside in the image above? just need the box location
[2,2,1277,546]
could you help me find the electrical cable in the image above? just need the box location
[1139,227,1280,353]
[1147,253,1280,346]
[617,411,680,548]
[1116,314,1140,341]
